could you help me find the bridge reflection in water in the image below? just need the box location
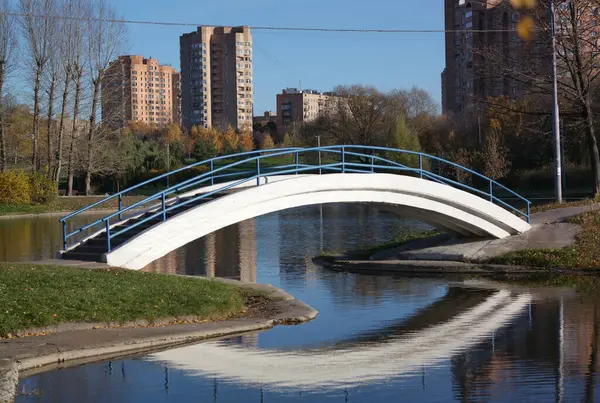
[145,289,531,390]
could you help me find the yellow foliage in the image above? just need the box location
[221,125,239,153]
[0,171,31,205]
[516,15,536,41]
[510,0,536,9]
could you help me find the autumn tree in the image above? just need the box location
[260,133,275,150]
[478,119,511,180]
[220,125,239,154]
[238,124,254,152]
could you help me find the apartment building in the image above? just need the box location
[180,26,253,131]
[276,88,338,137]
[442,0,539,115]
[102,55,180,127]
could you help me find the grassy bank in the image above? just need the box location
[0,196,147,216]
[0,264,248,337]
[490,209,600,270]
[319,230,443,260]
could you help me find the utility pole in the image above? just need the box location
[550,0,563,203]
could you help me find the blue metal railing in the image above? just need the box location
[59,145,532,253]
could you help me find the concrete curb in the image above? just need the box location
[0,277,317,403]
[313,256,600,276]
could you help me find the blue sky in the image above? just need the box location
[110,0,445,114]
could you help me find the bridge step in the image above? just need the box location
[61,251,105,262]
[61,194,227,262]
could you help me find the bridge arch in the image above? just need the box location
[106,174,530,270]
[58,146,532,268]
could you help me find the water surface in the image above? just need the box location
[6,204,600,402]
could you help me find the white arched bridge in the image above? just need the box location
[59,146,532,270]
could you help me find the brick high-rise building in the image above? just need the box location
[180,26,253,131]
[102,55,180,127]
[276,88,338,137]
[442,0,531,115]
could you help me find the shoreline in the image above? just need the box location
[312,255,600,277]
[0,276,318,403]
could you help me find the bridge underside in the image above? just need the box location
[103,174,531,270]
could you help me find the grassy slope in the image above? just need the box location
[0,196,146,216]
[490,209,600,269]
[0,264,247,337]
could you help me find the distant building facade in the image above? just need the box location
[276,88,338,137]
[180,26,253,131]
[102,55,180,127]
[253,111,276,126]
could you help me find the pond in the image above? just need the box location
[4,204,600,402]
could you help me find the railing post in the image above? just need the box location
[118,194,123,221]
[489,180,494,202]
[294,152,299,175]
[256,158,261,186]
[419,154,423,179]
[62,221,67,251]
[210,160,214,186]
[341,146,345,173]
[527,201,531,223]
[161,193,167,221]
[105,219,111,253]
[371,155,375,173]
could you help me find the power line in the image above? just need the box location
[1,12,536,34]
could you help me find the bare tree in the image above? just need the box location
[478,0,600,195]
[44,16,60,176]
[53,0,81,182]
[83,0,126,195]
[315,85,394,147]
[19,0,56,172]
[65,0,87,195]
[0,0,16,172]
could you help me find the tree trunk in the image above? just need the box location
[0,65,5,172]
[32,64,43,172]
[84,79,100,196]
[67,71,82,196]
[46,76,56,177]
[53,72,70,183]
[582,98,600,196]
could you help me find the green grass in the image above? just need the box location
[0,196,147,216]
[318,230,443,260]
[0,264,247,337]
[489,209,600,270]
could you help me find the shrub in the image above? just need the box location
[28,173,58,204]
[0,171,31,205]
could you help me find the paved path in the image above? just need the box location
[0,277,317,403]
[371,204,599,263]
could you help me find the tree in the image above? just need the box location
[83,0,126,195]
[238,124,254,152]
[260,133,275,150]
[478,0,600,195]
[478,120,511,180]
[280,132,295,148]
[388,115,422,167]
[315,85,394,147]
[65,0,87,195]
[19,0,57,172]
[44,13,61,177]
[220,125,239,155]
[193,127,220,161]
[0,0,16,172]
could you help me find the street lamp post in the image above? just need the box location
[550,0,563,203]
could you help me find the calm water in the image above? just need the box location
[5,205,600,402]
